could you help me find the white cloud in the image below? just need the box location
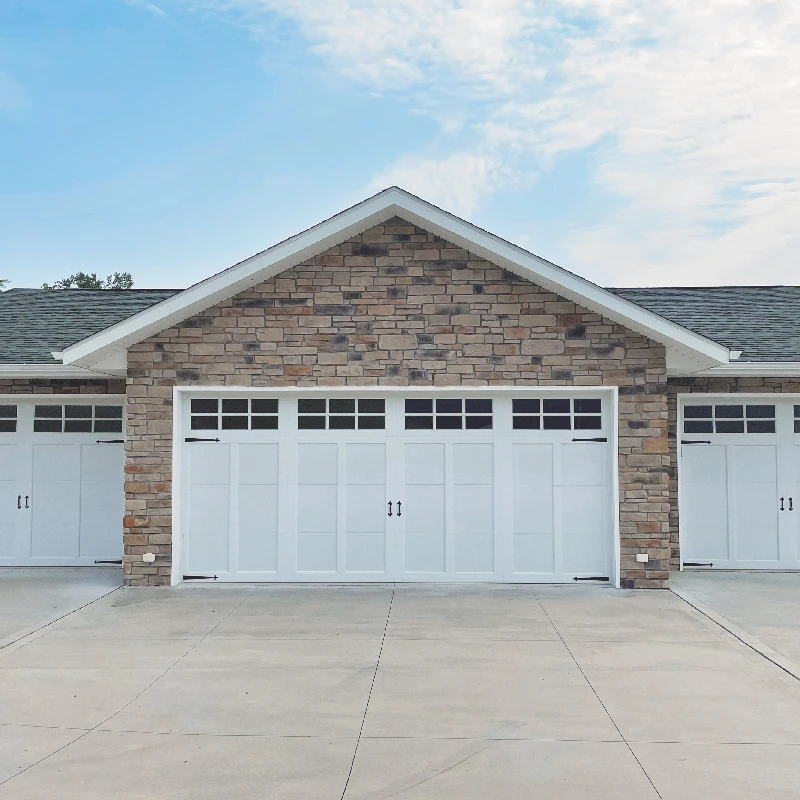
[180,0,800,285]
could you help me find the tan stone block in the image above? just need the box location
[521,339,565,355]
[378,334,417,350]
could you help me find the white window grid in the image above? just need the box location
[512,398,602,431]
[0,404,17,433]
[404,398,493,430]
[33,404,124,434]
[297,399,386,430]
[189,398,279,431]
[683,403,776,434]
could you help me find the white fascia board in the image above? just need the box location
[60,187,731,369]
[682,362,800,377]
[0,364,120,378]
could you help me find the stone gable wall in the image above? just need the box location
[125,218,669,587]
[0,378,125,395]
[666,375,800,567]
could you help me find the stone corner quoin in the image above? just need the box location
[123,218,670,588]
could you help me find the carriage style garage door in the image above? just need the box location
[0,399,125,566]
[680,397,800,569]
[180,391,616,583]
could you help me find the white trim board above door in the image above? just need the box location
[678,395,800,570]
[174,387,620,586]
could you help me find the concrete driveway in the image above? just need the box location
[1,572,800,799]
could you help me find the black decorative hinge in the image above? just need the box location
[683,562,713,567]
[572,437,608,443]
[681,440,712,445]
[183,574,219,581]
[184,437,221,443]
[573,576,610,582]
[94,559,123,565]
[96,439,125,444]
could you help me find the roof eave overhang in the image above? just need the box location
[676,362,800,378]
[59,187,732,370]
[0,364,122,379]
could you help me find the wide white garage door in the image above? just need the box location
[180,392,615,583]
[680,397,800,569]
[0,399,125,566]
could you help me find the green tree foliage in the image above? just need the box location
[0,279,8,289]
[42,272,134,290]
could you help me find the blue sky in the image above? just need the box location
[1,0,798,290]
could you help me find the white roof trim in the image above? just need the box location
[683,362,800,377]
[0,364,120,379]
[59,187,732,370]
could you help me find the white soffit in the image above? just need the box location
[59,187,732,370]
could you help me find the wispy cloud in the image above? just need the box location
[175,0,800,285]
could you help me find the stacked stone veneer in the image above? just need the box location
[666,376,800,567]
[125,218,670,588]
[0,378,125,395]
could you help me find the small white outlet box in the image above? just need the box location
[142,552,156,564]
[635,553,649,563]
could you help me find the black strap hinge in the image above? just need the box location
[184,437,221,443]
[683,562,713,567]
[573,576,610,582]
[572,437,607,443]
[96,439,124,444]
[681,440,712,445]
[94,559,123,565]
[183,574,219,581]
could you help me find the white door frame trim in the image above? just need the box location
[170,385,621,587]
[676,392,800,570]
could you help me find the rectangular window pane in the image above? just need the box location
[684,405,712,419]
[513,416,541,430]
[513,399,540,414]
[795,405,800,418]
[251,399,278,414]
[64,420,92,433]
[34,405,62,418]
[715,405,744,419]
[795,420,800,434]
[0,405,17,418]
[298,416,326,429]
[436,398,462,414]
[405,399,433,414]
[574,398,601,414]
[574,416,602,430]
[0,420,16,432]
[94,420,123,433]
[221,416,249,430]
[298,399,326,413]
[405,416,433,430]
[191,398,218,414]
[65,405,92,418]
[222,399,248,414]
[358,416,385,430]
[191,416,219,430]
[251,416,279,430]
[684,420,713,433]
[358,399,385,414]
[95,405,123,418]
[465,399,492,413]
[716,420,745,433]
[747,420,776,434]
[746,405,775,419]
[465,416,493,430]
[329,398,355,414]
[34,419,62,432]
[329,416,356,430]
[436,416,463,429]
[543,398,570,414]
[543,416,571,430]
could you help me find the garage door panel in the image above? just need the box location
[404,485,445,534]
[405,533,445,573]
[238,484,278,534]
[239,443,279,485]
[734,484,779,561]
[561,485,605,535]
[297,485,337,533]
[513,486,553,534]
[189,534,229,573]
[346,485,386,534]
[31,479,80,559]
[513,533,554,574]
[298,443,337,485]
[454,533,493,573]
[81,445,122,479]
[682,481,729,561]
[681,445,726,485]
[454,485,493,534]
[33,444,79,482]
[405,444,444,485]
[453,443,493,484]
[80,479,122,559]
[346,443,386,485]
[346,533,385,572]
[512,444,553,484]
[238,534,278,572]
[734,445,777,483]
[297,533,337,572]
[561,443,604,486]
[190,444,230,485]
[0,446,18,558]
[562,533,606,574]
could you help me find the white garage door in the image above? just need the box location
[180,392,615,583]
[0,400,125,566]
[680,397,800,569]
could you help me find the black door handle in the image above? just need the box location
[387,501,393,517]
[397,501,402,517]
[17,495,21,510]
[780,497,785,511]
[25,496,29,509]
[790,497,794,512]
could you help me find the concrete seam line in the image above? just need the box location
[670,586,800,684]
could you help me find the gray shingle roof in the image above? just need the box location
[0,288,182,364]
[608,286,800,362]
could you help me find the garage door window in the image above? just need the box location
[404,398,493,430]
[794,405,800,433]
[190,398,279,431]
[512,398,602,430]
[33,405,123,433]
[684,404,775,434]
[297,398,385,430]
[0,405,17,433]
